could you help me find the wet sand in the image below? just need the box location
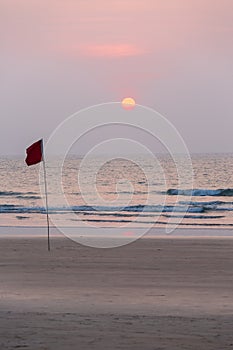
[0,233,233,349]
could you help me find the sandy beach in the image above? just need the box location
[0,232,233,349]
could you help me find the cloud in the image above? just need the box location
[79,44,146,58]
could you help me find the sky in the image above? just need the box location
[1,0,233,155]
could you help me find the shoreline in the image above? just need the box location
[0,225,233,239]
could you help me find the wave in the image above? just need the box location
[0,191,38,197]
[1,198,232,216]
[0,204,204,214]
[179,200,226,206]
[16,195,41,200]
[0,191,24,196]
[167,188,233,197]
[0,204,225,219]
[81,211,225,220]
[70,218,233,227]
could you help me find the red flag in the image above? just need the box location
[25,139,43,166]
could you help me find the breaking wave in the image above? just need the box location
[0,203,226,214]
[0,191,38,198]
[166,188,233,197]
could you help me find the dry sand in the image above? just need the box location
[0,233,233,349]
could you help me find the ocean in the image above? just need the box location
[1,154,233,229]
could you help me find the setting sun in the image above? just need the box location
[121,97,136,110]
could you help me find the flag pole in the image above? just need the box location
[42,140,50,251]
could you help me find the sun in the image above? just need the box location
[121,97,136,110]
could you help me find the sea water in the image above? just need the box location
[0,154,233,229]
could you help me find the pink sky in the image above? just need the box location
[2,0,232,58]
[0,0,233,153]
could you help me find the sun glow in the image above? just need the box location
[121,97,136,110]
